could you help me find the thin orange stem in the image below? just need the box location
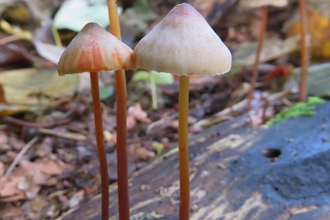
[299,0,308,102]
[178,75,190,220]
[107,1,130,219]
[90,72,109,220]
[247,6,268,110]
[108,0,122,41]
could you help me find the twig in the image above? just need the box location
[146,113,178,135]
[4,107,75,128]
[4,137,38,177]
[38,128,87,141]
[0,35,20,46]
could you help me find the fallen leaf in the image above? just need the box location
[129,143,155,161]
[30,196,48,212]
[0,131,8,146]
[53,0,113,32]
[0,176,25,198]
[152,142,164,155]
[0,68,79,115]
[0,84,8,104]
[20,159,67,175]
[0,162,4,177]
[69,190,85,208]
[0,203,23,219]
[231,37,299,74]
[128,103,151,123]
[17,175,41,199]
[104,130,117,146]
[34,40,65,64]
[285,8,330,60]
[292,62,330,96]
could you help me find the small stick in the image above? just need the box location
[298,0,308,102]
[37,128,87,141]
[4,137,38,177]
[4,109,74,128]
[247,6,268,110]
[0,35,20,46]
[178,75,190,220]
[107,1,130,219]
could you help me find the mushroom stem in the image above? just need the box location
[90,72,109,220]
[114,70,130,219]
[107,0,130,219]
[247,5,268,110]
[178,75,190,220]
[298,0,308,102]
[150,73,158,109]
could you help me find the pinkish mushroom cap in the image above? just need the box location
[239,0,288,8]
[134,3,232,76]
[57,22,135,76]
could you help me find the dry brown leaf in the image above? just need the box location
[0,176,25,198]
[0,162,4,178]
[127,114,137,130]
[128,103,151,123]
[17,175,41,199]
[104,130,117,146]
[69,190,85,208]
[0,203,23,219]
[0,132,8,144]
[30,196,48,212]
[20,159,66,175]
[8,135,25,151]
[129,144,155,161]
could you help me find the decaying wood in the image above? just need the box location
[60,102,330,220]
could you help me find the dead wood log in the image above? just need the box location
[60,102,330,220]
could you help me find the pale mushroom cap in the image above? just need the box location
[239,0,288,8]
[134,3,232,76]
[57,22,135,76]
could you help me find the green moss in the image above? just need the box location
[266,96,326,125]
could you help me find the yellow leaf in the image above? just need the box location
[0,68,79,115]
[286,9,330,60]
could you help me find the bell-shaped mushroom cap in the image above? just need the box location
[134,3,231,76]
[57,22,135,76]
[239,0,288,8]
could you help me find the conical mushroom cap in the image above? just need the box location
[57,22,135,76]
[134,3,231,76]
[239,0,288,8]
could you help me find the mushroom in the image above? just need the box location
[57,22,135,220]
[239,0,288,109]
[134,3,231,219]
